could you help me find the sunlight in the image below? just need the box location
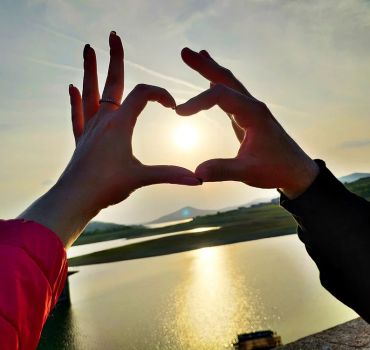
[195,246,218,265]
[173,123,198,150]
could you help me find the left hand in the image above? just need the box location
[66,32,200,210]
[18,33,200,247]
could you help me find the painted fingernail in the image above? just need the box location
[83,44,90,59]
[180,177,202,186]
[199,50,210,58]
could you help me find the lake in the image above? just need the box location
[38,234,357,349]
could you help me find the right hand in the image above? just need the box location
[177,48,319,199]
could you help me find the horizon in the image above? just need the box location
[89,171,370,226]
[1,1,370,224]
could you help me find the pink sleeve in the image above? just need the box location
[0,219,68,350]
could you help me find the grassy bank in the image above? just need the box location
[68,203,296,266]
[68,176,370,266]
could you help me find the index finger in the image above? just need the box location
[176,84,264,129]
[119,84,176,128]
[181,47,252,97]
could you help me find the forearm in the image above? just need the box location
[280,159,370,321]
[17,180,99,248]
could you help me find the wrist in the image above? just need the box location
[279,159,320,200]
[18,180,100,248]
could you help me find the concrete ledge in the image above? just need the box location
[277,318,370,349]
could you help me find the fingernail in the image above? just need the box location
[180,177,202,186]
[69,84,73,89]
[199,49,210,58]
[83,44,90,59]
[110,30,116,36]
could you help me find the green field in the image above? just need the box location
[68,176,370,266]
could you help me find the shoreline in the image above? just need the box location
[68,224,296,266]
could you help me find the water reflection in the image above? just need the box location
[68,226,220,258]
[145,218,193,229]
[38,307,78,349]
[39,236,357,349]
[170,246,265,349]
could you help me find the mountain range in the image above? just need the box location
[338,173,370,184]
[85,172,370,232]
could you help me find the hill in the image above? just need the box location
[72,174,370,252]
[147,206,217,224]
[84,221,127,233]
[144,173,370,225]
[69,202,296,265]
[339,173,370,184]
[346,176,370,201]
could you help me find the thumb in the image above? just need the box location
[141,165,202,187]
[195,158,246,182]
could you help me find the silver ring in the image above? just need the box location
[99,98,120,107]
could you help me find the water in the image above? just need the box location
[144,218,193,229]
[67,226,220,259]
[39,235,357,349]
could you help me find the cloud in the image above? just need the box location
[31,22,203,92]
[340,139,370,149]
[26,57,82,72]
[124,60,203,92]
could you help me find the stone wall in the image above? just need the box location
[278,318,370,349]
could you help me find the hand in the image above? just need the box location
[177,47,319,199]
[67,33,200,207]
[18,33,200,247]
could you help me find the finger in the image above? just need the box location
[100,31,124,112]
[140,165,202,186]
[82,44,100,121]
[209,82,245,143]
[69,84,84,144]
[199,49,213,60]
[195,158,246,182]
[181,47,252,97]
[176,84,264,128]
[121,84,176,127]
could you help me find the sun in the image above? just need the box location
[173,123,198,150]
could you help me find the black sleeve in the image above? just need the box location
[279,159,370,322]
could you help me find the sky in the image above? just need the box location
[0,0,369,224]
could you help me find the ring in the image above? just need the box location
[99,98,121,107]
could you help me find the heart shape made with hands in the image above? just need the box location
[70,35,264,191]
[69,32,314,205]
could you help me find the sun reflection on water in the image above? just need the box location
[169,246,266,350]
